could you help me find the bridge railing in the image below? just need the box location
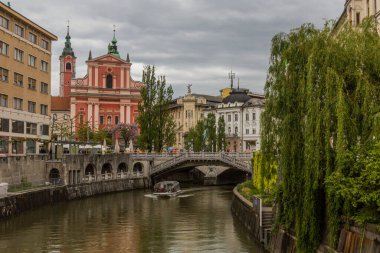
[151,152,252,174]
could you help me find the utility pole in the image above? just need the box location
[228,70,235,89]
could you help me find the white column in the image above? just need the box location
[126,69,130,88]
[95,67,98,87]
[126,105,131,124]
[88,103,93,128]
[70,102,76,132]
[88,66,92,86]
[94,103,99,129]
[121,68,125,88]
[120,105,125,123]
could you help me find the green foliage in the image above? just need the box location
[252,152,278,194]
[184,113,226,152]
[137,65,176,152]
[217,116,227,151]
[77,123,94,142]
[261,18,380,252]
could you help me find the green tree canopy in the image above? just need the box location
[261,19,380,252]
[137,65,176,152]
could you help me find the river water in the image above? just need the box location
[0,186,265,253]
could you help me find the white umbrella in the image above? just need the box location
[102,139,106,154]
[115,139,120,153]
[129,140,133,152]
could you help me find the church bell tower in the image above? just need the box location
[59,23,76,97]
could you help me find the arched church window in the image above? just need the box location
[106,74,113,89]
[66,62,71,71]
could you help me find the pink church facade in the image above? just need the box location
[57,27,143,134]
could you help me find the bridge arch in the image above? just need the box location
[85,163,95,175]
[101,163,112,174]
[49,168,61,185]
[133,162,143,174]
[117,162,128,173]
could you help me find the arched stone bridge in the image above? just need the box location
[43,152,252,186]
[148,152,252,177]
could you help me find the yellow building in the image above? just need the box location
[170,86,222,150]
[0,2,57,154]
[335,0,380,32]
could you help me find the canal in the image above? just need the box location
[0,186,265,253]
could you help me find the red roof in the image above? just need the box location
[51,96,70,111]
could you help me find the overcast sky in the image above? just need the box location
[9,0,343,97]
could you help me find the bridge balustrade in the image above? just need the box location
[83,174,96,182]
[101,173,113,180]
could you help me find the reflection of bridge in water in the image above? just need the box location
[43,152,252,186]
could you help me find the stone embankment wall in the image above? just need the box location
[269,220,380,253]
[0,155,49,185]
[0,178,149,219]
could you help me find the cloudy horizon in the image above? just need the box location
[7,0,343,97]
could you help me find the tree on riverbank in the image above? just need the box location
[137,66,176,152]
[260,19,380,252]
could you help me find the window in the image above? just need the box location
[221,115,224,120]
[246,113,249,121]
[100,116,104,124]
[107,116,112,125]
[66,62,71,70]
[12,120,24,133]
[41,82,49,94]
[0,41,9,56]
[79,114,84,124]
[234,114,238,121]
[14,73,23,86]
[0,16,9,29]
[106,74,113,88]
[29,33,37,44]
[253,128,256,134]
[40,104,48,115]
[252,113,256,121]
[14,48,24,62]
[14,24,24,37]
[0,118,9,132]
[26,122,37,135]
[28,101,36,113]
[28,55,36,67]
[356,12,361,25]
[115,116,119,125]
[246,129,249,134]
[41,60,48,72]
[28,78,36,90]
[13,97,23,110]
[0,67,8,82]
[41,39,49,50]
[0,94,7,107]
[40,124,49,135]
[227,114,231,122]
[228,127,231,134]
[235,127,238,135]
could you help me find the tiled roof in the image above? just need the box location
[51,96,70,111]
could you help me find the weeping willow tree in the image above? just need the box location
[261,19,380,252]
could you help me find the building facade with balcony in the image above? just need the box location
[335,0,380,32]
[205,88,264,152]
[0,2,57,154]
[53,27,143,136]
[170,86,222,150]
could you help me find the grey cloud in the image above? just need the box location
[9,0,343,97]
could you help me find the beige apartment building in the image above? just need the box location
[336,0,380,31]
[170,86,222,150]
[0,2,57,154]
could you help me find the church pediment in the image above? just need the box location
[87,54,129,64]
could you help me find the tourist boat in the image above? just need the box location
[153,181,181,197]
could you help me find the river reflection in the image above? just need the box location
[0,186,265,253]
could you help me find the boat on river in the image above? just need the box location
[153,181,181,197]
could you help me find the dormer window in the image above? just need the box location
[106,74,113,89]
[66,62,71,71]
